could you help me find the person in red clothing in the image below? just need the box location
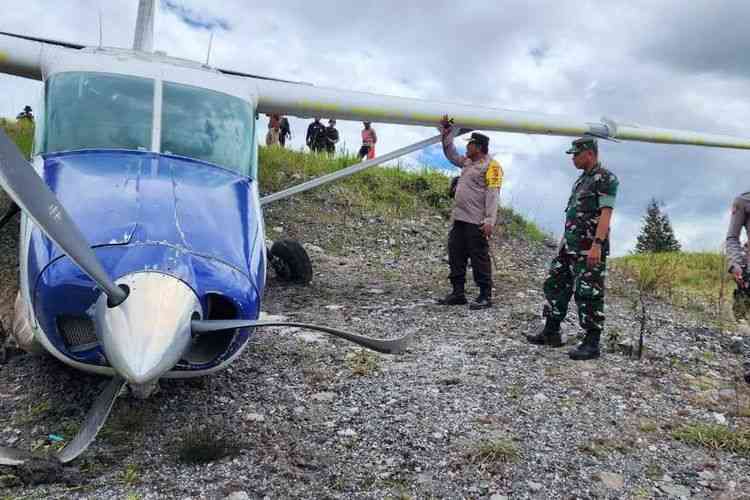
[358,121,377,160]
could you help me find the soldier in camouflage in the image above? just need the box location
[526,137,619,360]
[725,192,750,384]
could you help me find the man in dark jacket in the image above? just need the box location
[306,117,326,153]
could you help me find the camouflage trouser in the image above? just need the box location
[543,251,606,331]
[733,268,750,321]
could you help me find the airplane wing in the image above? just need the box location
[2,29,750,150]
[252,78,750,150]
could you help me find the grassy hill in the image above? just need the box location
[0,118,34,159]
[611,251,734,328]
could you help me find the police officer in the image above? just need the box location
[438,115,503,310]
[527,137,618,360]
[725,192,750,384]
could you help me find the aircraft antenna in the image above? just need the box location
[205,31,214,66]
[98,8,103,48]
[133,0,156,52]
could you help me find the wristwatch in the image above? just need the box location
[593,237,605,245]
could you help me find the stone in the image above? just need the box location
[527,481,543,491]
[338,428,357,437]
[226,492,250,500]
[311,392,336,403]
[243,412,265,423]
[698,470,715,481]
[490,495,509,500]
[303,243,325,254]
[660,483,691,498]
[594,471,624,490]
[712,412,727,425]
[532,393,549,404]
[272,226,283,233]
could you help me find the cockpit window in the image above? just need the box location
[161,82,254,175]
[43,72,154,153]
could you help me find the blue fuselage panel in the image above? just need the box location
[28,150,267,370]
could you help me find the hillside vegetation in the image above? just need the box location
[0,118,34,159]
[611,251,734,327]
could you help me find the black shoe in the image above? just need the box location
[469,293,492,310]
[744,362,750,384]
[526,319,563,347]
[569,330,601,360]
[438,292,467,305]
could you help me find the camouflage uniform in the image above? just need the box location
[543,162,619,331]
[725,192,750,383]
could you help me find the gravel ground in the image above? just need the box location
[1,192,749,499]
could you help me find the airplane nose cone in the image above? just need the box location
[95,272,201,384]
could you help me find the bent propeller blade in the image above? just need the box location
[192,320,412,354]
[0,130,127,305]
[56,376,126,464]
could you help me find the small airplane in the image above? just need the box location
[1,0,750,467]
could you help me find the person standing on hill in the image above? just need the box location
[16,105,33,122]
[279,116,291,148]
[324,119,339,155]
[437,115,502,310]
[358,121,377,160]
[526,137,618,361]
[306,117,326,153]
[725,192,750,384]
[266,114,281,146]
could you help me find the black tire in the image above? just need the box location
[269,239,313,284]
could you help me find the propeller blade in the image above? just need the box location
[0,130,127,306]
[192,320,412,354]
[0,376,126,466]
[56,376,126,463]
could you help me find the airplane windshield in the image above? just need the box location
[43,72,154,153]
[161,82,254,176]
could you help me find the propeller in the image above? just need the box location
[0,130,128,306]
[192,319,412,354]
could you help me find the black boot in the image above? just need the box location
[526,318,563,347]
[469,288,492,310]
[438,289,467,305]
[569,329,601,360]
[743,362,750,385]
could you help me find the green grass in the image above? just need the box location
[613,252,728,297]
[672,423,750,455]
[611,251,732,323]
[0,118,34,159]
[465,437,520,465]
[258,145,547,242]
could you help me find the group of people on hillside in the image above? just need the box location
[438,113,748,381]
[306,118,377,160]
[266,115,377,160]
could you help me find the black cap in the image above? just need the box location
[23,105,32,112]
[467,132,489,148]
[566,137,597,155]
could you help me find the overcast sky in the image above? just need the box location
[2,0,749,255]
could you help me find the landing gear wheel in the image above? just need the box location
[269,239,313,284]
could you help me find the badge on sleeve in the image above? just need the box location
[486,160,503,189]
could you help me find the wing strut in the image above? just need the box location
[260,132,463,205]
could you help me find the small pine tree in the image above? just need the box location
[635,198,681,253]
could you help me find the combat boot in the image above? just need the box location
[568,329,601,360]
[526,318,563,347]
[438,288,467,305]
[469,288,492,310]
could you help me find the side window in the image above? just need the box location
[161,82,254,175]
[44,72,154,153]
